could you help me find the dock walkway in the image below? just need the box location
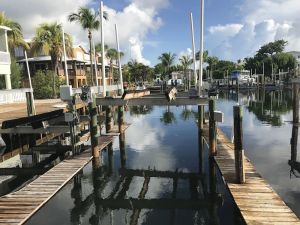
[204,127,300,225]
[0,136,113,225]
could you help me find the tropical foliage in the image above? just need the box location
[244,40,296,77]
[32,70,65,99]
[68,7,108,85]
[158,52,176,78]
[126,60,154,82]
[31,22,73,97]
[0,12,28,53]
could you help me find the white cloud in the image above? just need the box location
[1,0,169,65]
[208,24,243,36]
[206,0,300,61]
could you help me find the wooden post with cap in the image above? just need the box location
[233,105,245,183]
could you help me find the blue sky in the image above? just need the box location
[2,0,300,66]
[103,0,243,64]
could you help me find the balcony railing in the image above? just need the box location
[58,69,86,77]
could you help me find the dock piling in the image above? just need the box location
[198,105,204,133]
[106,106,113,133]
[233,105,245,184]
[89,96,99,158]
[209,99,216,156]
[25,92,36,116]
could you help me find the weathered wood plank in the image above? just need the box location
[202,126,300,224]
[0,135,114,225]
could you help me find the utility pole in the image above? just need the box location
[115,24,124,94]
[198,0,204,96]
[100,1,106,96]
[190,12,197,87]
[62,26,69,86]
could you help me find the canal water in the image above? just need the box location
[24,88,300,224]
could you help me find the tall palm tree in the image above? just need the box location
[0,12,29,53]
[196,50,209,62]
[95,42,108,52]
[68,7,108,86]
[180,55,193,88]
[158,52,176,78]
[106,48,124,82]
[31,22,73,97]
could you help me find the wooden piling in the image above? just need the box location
[198,105,203,133]
[118,106,124,133]
[291,83,299,162]
[209,99,216,156]
[106,106,113,133]
[25,92,36,116]
[119,132,126,169]
[233,105,245,184]
[89,96,99,158]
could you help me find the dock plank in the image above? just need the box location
[0,135,114,225]
[203,127,300,224]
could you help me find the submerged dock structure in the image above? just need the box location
[0,89,299,224]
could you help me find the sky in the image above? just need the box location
[2,0,300,66]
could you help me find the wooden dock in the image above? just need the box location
[203,127,300,225]
[0,135,113,225]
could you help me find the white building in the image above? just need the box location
[0,25,11,89]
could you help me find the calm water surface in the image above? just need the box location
[25,88,300,224]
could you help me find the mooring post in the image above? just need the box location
[118,106,124,133]
[198,105,204,133]
[106,106,113,133]
[89,95,99,158]
[209,99,216,156]
[233,105,245,184]
[25,92,35,116]
[119,132,126,169]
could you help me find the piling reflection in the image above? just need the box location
[67,122,223,225]
[289,83,300,177]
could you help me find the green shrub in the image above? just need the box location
[32,70,65,99]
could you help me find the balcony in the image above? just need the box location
[58,69,86,77]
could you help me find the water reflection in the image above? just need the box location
[219,89,292,126]
[217,87,300,217]
[290,84,300,178]
[129,106,154,117]
[25,106,244,225]
[160,106,176,125]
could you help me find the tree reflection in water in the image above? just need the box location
[160,106,176,125]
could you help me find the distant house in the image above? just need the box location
[16,44,114,88]
[0,25,11,89]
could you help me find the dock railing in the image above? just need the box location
[0,88,31,104]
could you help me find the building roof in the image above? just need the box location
[17,56,86,63]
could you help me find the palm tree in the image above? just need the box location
[68,7,108,86]
[95,42,108,52]
[31,22,73,97]
[158,52,176,78]
[106,48,124,82]
[196,50,209,62]
[179,55,193,88]
[0,12,29,53]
